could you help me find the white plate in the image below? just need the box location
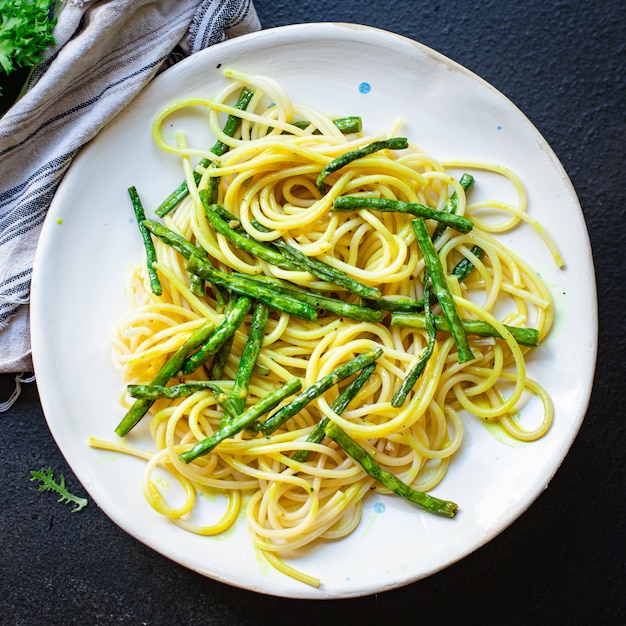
[31,23,597,599]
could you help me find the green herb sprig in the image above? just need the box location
[0,0,58,92]
[30,467,88,512]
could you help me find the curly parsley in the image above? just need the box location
[0,0,57,82]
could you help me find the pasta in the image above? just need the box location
[91,69,562,587]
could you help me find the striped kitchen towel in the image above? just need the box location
[0,0,260,376]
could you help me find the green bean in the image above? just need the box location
[155,88,254,217]
[260,348,383,436]
[180,296,253,375]
[326,422,458,517]
[292,362,376,463]
[412,218,474,363]
[114,319,214,437]
[316,137,409,194]
[392,276,436,407]
[178,377,303,463]
[391,312,540,347]
[128,186,162,296]
[333,196,473,234]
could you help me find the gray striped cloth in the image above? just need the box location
[0,0,260,375]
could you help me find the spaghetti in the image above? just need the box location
[91,69,561,587]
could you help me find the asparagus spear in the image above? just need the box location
[129,381,237,422]
[391,311,540,347]
[316,137,409,194]
[211,205,381,299]
[200,193,296,269]
[223,301,270,418]
[143,219,209,262]
[330,116,363,134]
[207,339,233,378]
[128,186,162,296]
[155,87,255,218]
[207,87,255,159]
[412,218,474,364]
[180,295,253,375]
[451,245,485,281]
[128,381,228,400]
[240,273,383,322]
[391,275,436,407]
[292,362,376,463]
[143,220,317,320]
[271,238,381,298]
[286,116,363,135]
[363,247,485,315]
[430,173,484,279]
[114,319,215,437]
[260,348,384,436]
[178,377,303,463]
[361,295,425,312]
[210,204,247,227]
[431,172,475,242]
[186,254,317,321]
[188,273,205,297]
[142,218,229,304]
[206,296,236,379]
[333,196,473,234]
[326,422,458,517]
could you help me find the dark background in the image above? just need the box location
[2,1,624,624]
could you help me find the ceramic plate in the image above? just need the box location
[31,23,597,599]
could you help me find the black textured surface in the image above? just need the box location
[1,1,624,624]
